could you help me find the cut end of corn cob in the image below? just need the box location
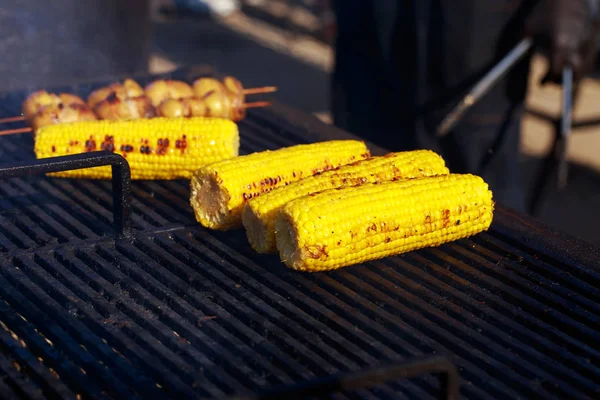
[242,149,449,254]
[34,117,239,180]
[275,174,494,272]
[190,140,370,230]
[190,170,235,230]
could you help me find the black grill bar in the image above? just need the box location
[229,356,460,400]
[0,152,132,238]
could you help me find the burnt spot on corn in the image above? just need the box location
[140,145,152,155]
[456,220,461,226]
[85,136,97,152]
[442,209,451,228]
[120,144,133,153]
[100,135,115,152]
[69,140,79,147]
[337,241,342,246]
[385,237,391,243]
[58,103,65,110]
[258,175,284,188]
[175,135,188,154]
[156,138,170,155]
[425,215,432,224]
[367,223,377,233]
[305,244,328,259]
[51,145,56,153]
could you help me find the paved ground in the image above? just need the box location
[148,4,600,246]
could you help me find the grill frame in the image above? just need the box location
[0,67,599,399]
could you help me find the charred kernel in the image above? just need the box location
[51,145,56,153]
[84,136,97,152]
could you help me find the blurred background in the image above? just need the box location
[1,0,599,245]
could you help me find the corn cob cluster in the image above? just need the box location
[189,140,370,230]
[241,149,450,253]
[190,143,494,272]
[34,117,239,180]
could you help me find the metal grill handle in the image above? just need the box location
[230,355,460,400]
[0,151,132,238]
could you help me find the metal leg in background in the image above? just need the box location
[528,67,575,216]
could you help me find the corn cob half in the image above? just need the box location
[275,174,494,272]
[34,117,239,180]
[242,149,449,254]
[190,140,370,230]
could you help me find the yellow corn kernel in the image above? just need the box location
[242,150,449,254]
[190,140,370,230]
[275,174,494,272]
[34,117,239,180]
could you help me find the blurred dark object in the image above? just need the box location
[0,0,151,93]
[525,0,600,84]
[160,0,240,18]
[330,0,537,213]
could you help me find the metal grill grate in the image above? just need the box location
[0,68,599,399]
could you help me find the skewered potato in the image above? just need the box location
[31,103,97,132]
[23,91,90,122]
[87,79,145,110]
[94,93,156,120]
[158,97,207,118]
[144,79,194,107]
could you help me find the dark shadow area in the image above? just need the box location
[520,154,600,246]
[152,18,330,113]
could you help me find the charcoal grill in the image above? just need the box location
[0,67,599,399]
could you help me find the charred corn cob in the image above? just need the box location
[242,150,449,254]
[190,140,370,230]
[275,174,494,272]
[34,117,239,180]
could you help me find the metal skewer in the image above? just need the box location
[0,127,31,136]
[437,38,534,137]
[557,67,573,189]
[242,86,277,95]
[0,116,25,123]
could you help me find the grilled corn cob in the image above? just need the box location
[275,174,494,272]
[34,117,239,180]
[190,140,370,230]
[242,150,449,253]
